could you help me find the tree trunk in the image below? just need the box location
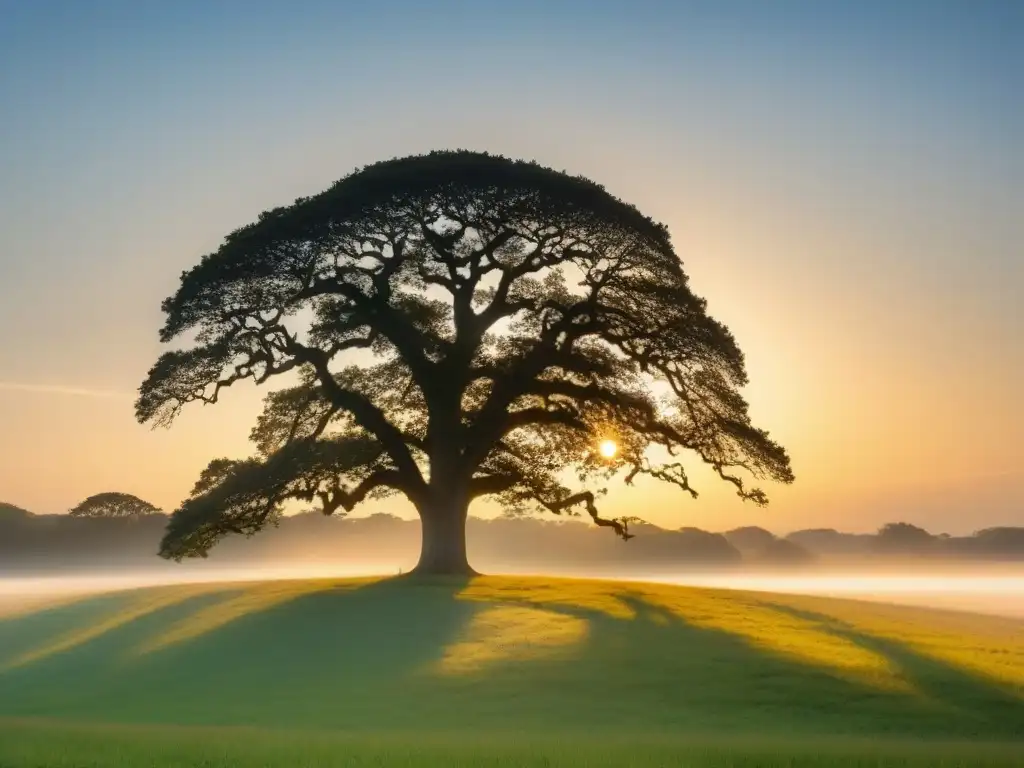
[412,495,476,576]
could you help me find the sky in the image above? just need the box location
[0,0,1021,535]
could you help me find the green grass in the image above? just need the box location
[1,575,1022,766]
[1,721,1022,768]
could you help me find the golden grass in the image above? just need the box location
[760,593,1024,694]
[450,577,1024,695]
[3,574,1022,701]
[0,594,76,620]
[431,604,588,674]
[2,574,1023,744]
[132,578,373,656]
[457,577,636,619]
[637,586,912,692]
[1,584,223,670]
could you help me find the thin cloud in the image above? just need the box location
[0,381,134,399]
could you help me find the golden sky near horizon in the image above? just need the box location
[1,155,1018,535]
[0,3,1020,535]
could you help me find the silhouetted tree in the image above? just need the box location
[874,522,935,553]
[786,528,873,555]
[0,502,33,522]
[68,492,162,519]
[723,525,777,552]
[137,151,793,574]
[953,527,1024,558]
[752,537,815,566]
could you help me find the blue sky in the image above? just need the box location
[0,0,1020,532]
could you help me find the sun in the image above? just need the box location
[599,439,618,459]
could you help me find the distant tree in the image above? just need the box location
[137,151,793,575]
[354,512,408,532]
[68,492,162,519]
[874,522,934,552]
[675,528,743,563]
[0,502,33,522]
[723,525,777,552]
[960,527,1024,558]
[751,537,815,565]
[786,528,873,555]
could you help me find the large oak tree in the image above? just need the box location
[137,151,793,574]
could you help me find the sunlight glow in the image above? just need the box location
[599,439,618,459]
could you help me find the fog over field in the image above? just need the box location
[4,508,1023,618]
[3,567,1022,619]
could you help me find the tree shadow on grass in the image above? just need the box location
[441,587,1024,740]
[1,576,1022,741]
[0,585,256,720]
[0,577,481,729]
[752,600,1024,739]
[0,586,243,669]
[447,592,911,735]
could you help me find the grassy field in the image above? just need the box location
[1,575,1022,766]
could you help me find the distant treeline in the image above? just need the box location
[2,502,1023,574]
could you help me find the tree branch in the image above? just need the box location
[313,469,409,514]
[542,491,635,540]
[283,339,428,504]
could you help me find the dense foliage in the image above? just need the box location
[68,492,161,519]
[137,151,793,571]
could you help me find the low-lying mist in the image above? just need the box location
[3,510,1024,618]
[3,563,1022,619]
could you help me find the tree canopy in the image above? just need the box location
[875,522,935,551]
[138,150,793,572]
[69,492,162,519]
